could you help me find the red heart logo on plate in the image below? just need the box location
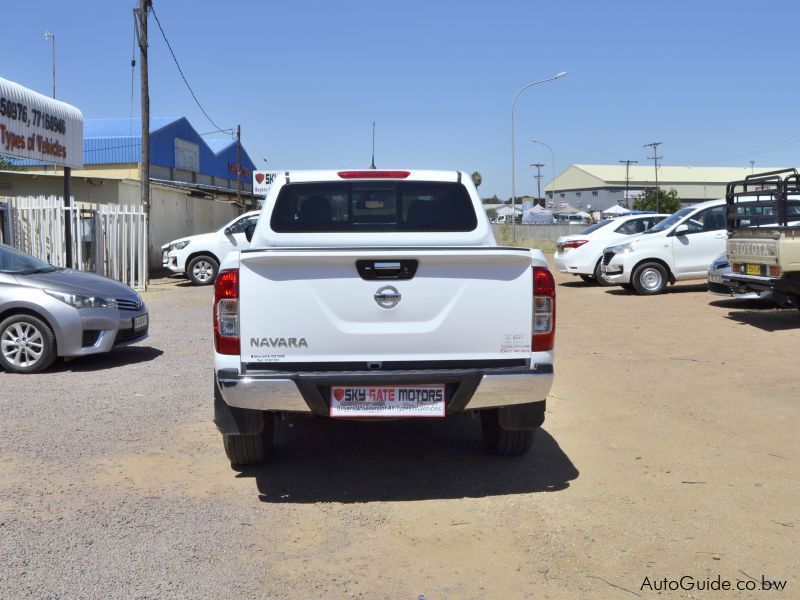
[333,388,345,401]
[255,173,265,184]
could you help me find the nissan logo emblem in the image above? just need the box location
[374,285,401,309]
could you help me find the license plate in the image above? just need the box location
[746,264,762,276]
[709,273,723,284]
[330,385,445,418]
[133,314,148,330]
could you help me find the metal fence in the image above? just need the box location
[1,195,148,291]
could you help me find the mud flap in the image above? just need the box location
[497,400,546,431]
[213,377,265,435]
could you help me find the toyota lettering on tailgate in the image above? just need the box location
[729,241,776,257]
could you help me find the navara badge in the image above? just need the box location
[374,285,401,309]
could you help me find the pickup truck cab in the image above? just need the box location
[723,169,800,306]
[601,199,728,294]
[161,211,260,285]
[212,169,556,465]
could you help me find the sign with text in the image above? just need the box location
[253,170,278,198]
[0,76,83,168]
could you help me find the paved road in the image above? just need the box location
[1,271,798,598]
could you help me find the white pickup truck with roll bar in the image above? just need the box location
[212,169,556,466]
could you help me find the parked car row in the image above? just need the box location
[557,195,795,305]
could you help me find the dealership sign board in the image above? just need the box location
[0,76,83,168]
[253,170,278,198]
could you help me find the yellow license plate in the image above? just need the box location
[746,264,762,276]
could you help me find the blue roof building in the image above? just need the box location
[18,116,257,196]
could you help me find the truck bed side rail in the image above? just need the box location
[726,168,800,230]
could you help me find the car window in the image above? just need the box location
[270,182,478,232]
[227,214,259,234]
[0,244,57,274]
[645,207,693,233]
[578,220,613,235]
[685,206,726,233]
[614,220,637,235]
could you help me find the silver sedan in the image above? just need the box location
[0,243,149,373]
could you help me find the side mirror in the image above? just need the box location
[223,226,233,236]
[245,223,256,242]
[674,223,689,236]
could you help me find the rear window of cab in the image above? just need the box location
[270,181,478,232]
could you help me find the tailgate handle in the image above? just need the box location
[356,259,418,280]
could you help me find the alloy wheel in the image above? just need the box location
[1,322,45,368]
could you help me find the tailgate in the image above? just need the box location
[238,248,533,365]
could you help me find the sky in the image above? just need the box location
[3,0,800,199]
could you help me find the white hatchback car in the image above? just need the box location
[554,213,667,284]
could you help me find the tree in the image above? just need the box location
[632,187,681,213]
[471,171,482,187]
[0,154,19,171]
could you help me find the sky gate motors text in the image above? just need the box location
[336,387,444,403]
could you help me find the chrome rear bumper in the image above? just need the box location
[215,366,554,415]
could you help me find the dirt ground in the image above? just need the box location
[1,266,798,599]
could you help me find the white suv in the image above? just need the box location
[601,199,728,294]
[554,213,667,284]
[161,211,260,285]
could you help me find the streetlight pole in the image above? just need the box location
[44,31,55,98]
[531,139,556,207]
[511,72,567,242]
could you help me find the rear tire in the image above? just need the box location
[0,314,57,374]
[594,259,612,286]
[632,261,669,295]
[187,255,219,286]
[480,409,535,456]
[620,283,635,292]
[222,416,273,467]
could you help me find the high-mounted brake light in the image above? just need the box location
[532,266,556,352]
[337,170,411,179]
[214,268,240,355]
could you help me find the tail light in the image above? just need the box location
[532,266,556,351]
[214,268,240,355]
[560,239,589,250]
[768,265,781,277]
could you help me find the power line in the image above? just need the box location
[150,3,226,134]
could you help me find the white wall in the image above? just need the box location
[118,180,240,267]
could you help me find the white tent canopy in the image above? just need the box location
[602,204,631,216]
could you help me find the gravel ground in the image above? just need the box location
[1,269,798,599]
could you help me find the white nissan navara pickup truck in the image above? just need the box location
[213,169,555,466]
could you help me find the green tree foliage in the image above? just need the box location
[632,187,681,213]
[0,154,19,170]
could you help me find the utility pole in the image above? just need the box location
[44,32,55,98]
[236,124,242,207]
[644,142,662,212]
[749,160,755,175]
[136,0,152,223]
[370,121,376,169]
[530,163,545,205]
[618,160,638,208]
